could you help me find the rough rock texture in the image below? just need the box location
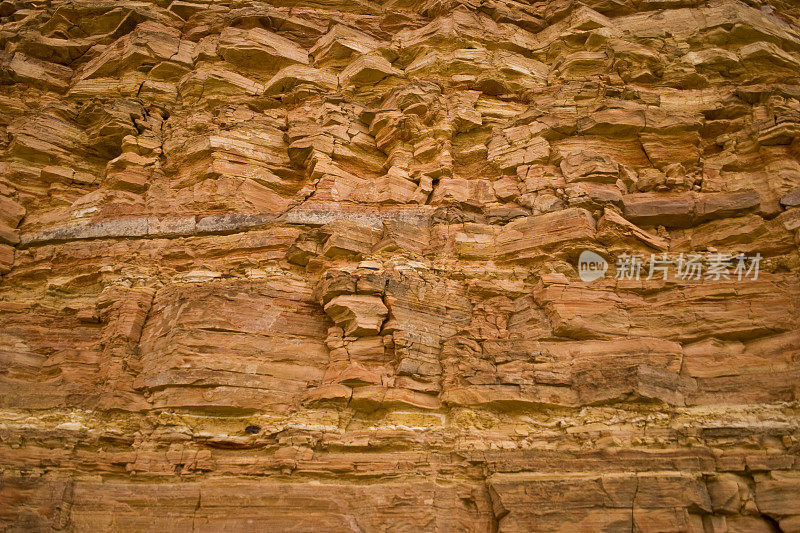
[1,0,800,531]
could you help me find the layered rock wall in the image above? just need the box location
[1,0,800,530]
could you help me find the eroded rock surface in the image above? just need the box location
[1,0,800,530]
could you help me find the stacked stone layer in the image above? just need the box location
[1,0,800,530]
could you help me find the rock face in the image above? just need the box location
[1,0,800,530]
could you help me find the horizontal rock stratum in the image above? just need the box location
[1,0,800,531]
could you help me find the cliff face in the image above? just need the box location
[1,0,800,530]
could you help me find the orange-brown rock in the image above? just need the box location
[1,0,800,530]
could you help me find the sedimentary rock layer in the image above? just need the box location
[1,0,800,530]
